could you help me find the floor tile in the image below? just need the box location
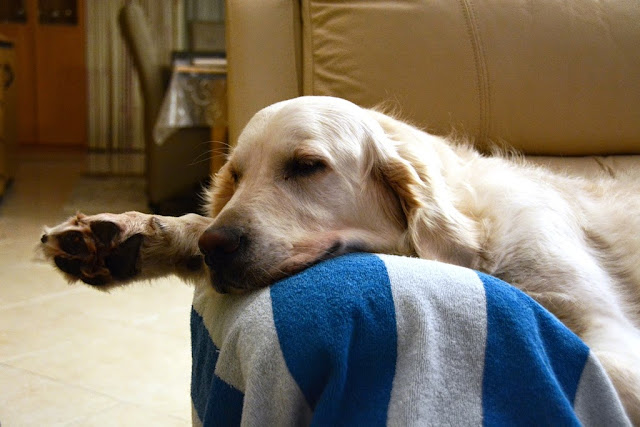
[33,278,195,338]
[0,149,196,424]
[0,261,77,308]
[64,402,190,427]
[0,364,117,426]
[7,317,192,417]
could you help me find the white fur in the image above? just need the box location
[213,96,640,421]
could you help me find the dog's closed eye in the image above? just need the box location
[284,157,328,180]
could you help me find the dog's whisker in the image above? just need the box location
[190,149,230,167]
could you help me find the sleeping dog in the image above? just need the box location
[41,96,640,422]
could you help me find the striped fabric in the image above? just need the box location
[190,253,630,426]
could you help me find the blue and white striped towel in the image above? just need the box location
[190,253,630,426]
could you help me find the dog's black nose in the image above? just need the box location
[198,226,244,268]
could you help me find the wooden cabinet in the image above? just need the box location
[0,0,86,146]
[1,36,18,196]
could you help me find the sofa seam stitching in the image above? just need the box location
[459,0,491,145]
[301,0,315,95]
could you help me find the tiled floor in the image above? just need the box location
[0,149,194,426]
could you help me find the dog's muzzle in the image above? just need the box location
[198,225,246,293]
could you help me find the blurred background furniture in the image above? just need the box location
[0,0,87,147]
[0,35,17,198]
[119,3,210,215]
[154,52,227,175]
[189,20,225,53]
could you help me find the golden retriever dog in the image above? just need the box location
[41,96,639,422]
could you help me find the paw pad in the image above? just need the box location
[41,217,144,288]
[90,221,121,247]
[58,230,89,256]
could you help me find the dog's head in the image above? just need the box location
[199,96,478,293]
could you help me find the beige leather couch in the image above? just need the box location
[225,0,640,176]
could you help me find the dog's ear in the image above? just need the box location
[367,110,480,266]
[204,162,236,217]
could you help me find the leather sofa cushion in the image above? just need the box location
[527,155,640,179]
[302,0,640,155]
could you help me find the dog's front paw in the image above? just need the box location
[40,213,149,289]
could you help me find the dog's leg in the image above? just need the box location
[40,212,214,290]
[582,323,640,424]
